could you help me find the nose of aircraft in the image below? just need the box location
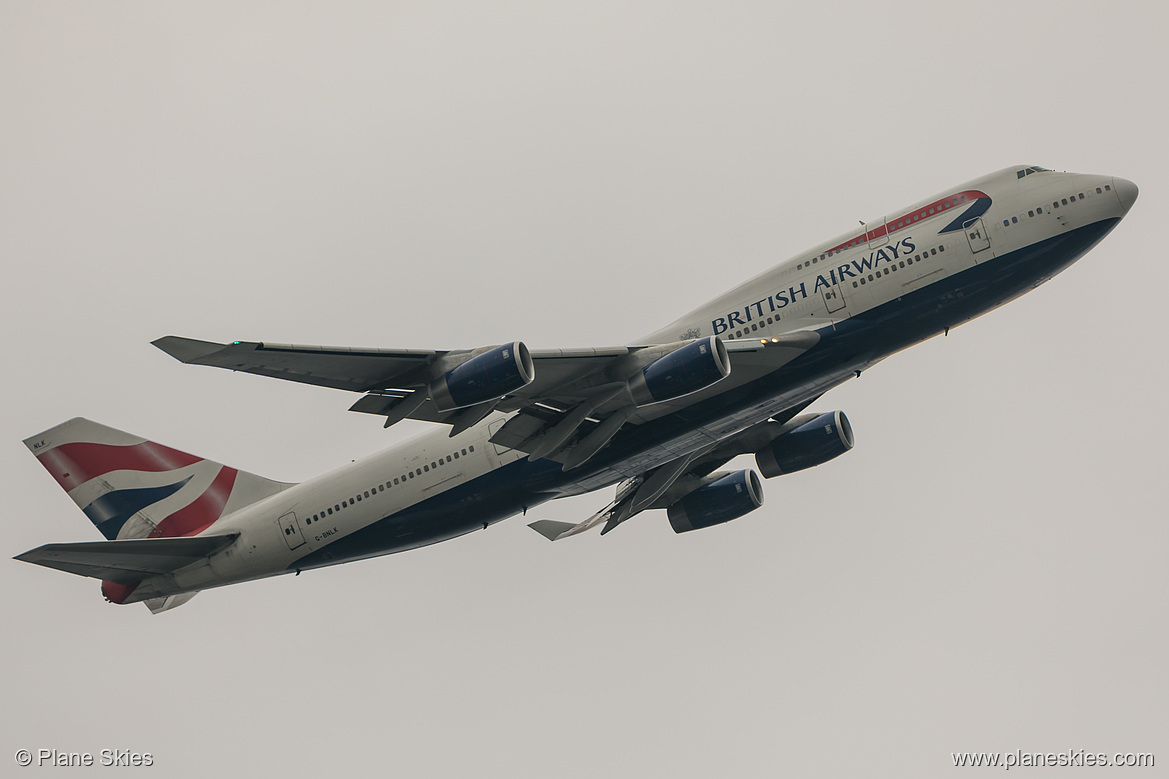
[1112,177,1139,213]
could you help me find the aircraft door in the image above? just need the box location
[866,218,888,248]
[278,511,306,550]
[964,217,991,254]
[822,282,848,316]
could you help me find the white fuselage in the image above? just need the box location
[128,166,1135,602]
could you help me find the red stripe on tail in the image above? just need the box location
[37,441,202,492]
[151,467,238,538]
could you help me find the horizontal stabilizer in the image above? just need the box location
[14,533,238,584]
[527,520,579,541]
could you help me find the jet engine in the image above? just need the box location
[667,469,764,534]
[754,410,853,478]
[429,342,534,412]
[628,336,731,406]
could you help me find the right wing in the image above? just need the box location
[154,333,820,468]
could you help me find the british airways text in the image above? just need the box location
[711,237,916,334]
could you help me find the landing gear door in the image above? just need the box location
[278,511,306,550]
[965,217,991,255]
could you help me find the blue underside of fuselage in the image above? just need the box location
[289,217,1121,572]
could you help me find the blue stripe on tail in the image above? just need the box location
[82,477,192,540]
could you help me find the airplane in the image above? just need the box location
[16,165,1138,613]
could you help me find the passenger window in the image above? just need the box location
[364,491,370,498]
[860,278,866,285]
[852,281,858,288]
[1061,198,1068,205]
[1078,193,1084,200]
[1036,206,1043,214]
[453,452,459,460]
[899,260,905,268]
[356,494,362,501]
[461,449,467,455]
[1003,220,1009,226]
[931,248,937,255]
[446,455,453,463]
[1012,217,1018,224]
[327,507,333,515]
[1105,184,1111,191]
[1053,202,1059,208]
[423,465,429,472]
[469,445,475,452]
[1096,187,1102,194]
[939,245,945,252]
[1029,210,1034,217]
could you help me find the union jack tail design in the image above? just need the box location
[25,418,293,542]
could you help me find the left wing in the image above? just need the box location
[528,398,822,539]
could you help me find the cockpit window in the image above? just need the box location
[1017,166,1052,179]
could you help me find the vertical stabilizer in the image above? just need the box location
[25,418,294,542]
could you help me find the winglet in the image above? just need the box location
[152,336,231,364]
[527,520,578,541]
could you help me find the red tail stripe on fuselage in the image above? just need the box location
[36,441,203,492]
[822,189,990,254]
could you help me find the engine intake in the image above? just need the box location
[755,410,853,478]
[429,342,534,412]
[628,336,730,406]
[667,469,764,534]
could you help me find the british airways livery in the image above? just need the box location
[17,166,1138,613]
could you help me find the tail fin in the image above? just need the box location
[25,418,294,541]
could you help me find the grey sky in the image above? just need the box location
[2,2,1165,776]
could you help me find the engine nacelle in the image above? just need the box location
[667,469,764,534]
[754,410,853,478]
[628,336,730,406]
[429,342,534,412]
